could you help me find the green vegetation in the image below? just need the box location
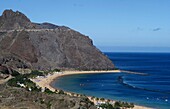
[95,97,99,101]
[27,69,61,79]
[7,69,59,87]
[45,68,61,74]
[52,68,60,72]
[76,94,79,97]
[99,103,114,109]
[100,98,105,101]
[58,90,64,94]
[44,87,55,94]
[97,100,134,109]
[114,101,121,108]
[79,94,86,97]
[0,68,20,76]
[7,74,41,92]
[130,103,135,108]
[27,70,44,78]
[107,99,111,103]
[7,69,62,93]
[7,70,45,92]
[113,67,119,70]
[114,101,134,108]
[6,69,135,109]
[11,70,20,77]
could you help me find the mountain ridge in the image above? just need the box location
[0,9,114,71]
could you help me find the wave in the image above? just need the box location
[117,76,170,94]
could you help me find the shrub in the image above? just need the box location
[27,70,44,78]
[100,98,105,101]
[114,101,121,108]
[53,69,60,72]
[107,99,111,103]
[99,103,114,109]
[11,70,20,77]
[95,97,99,101]
[44,87,54,94]
[130,103,134,108]
[7,74,41,92]
[113,67,119,70]
[7,78,19,87]
[114,101,134,109]
[58,90,64,94]
[91,96,95,100]
[81,97,89,102]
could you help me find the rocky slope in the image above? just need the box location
[0,9,114,71]
[0,84,96,109]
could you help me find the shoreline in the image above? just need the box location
[31,70,121,92]
[31,70,152,109]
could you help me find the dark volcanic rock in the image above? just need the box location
[0,9,114,71]
[0,9,33,30]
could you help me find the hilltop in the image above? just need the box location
[0,9,114,72]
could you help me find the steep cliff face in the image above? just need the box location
[0,9,114,71]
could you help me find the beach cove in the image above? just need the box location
[31,70,152,109]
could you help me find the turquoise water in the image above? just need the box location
[52,52,170,109]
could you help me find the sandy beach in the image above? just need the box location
[31,70,152,109]
[31,70,121,92]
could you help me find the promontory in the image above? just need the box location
[0,9,114,72]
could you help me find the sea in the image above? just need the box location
[52,52,170,109]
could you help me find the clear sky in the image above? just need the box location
[0,0,170,52]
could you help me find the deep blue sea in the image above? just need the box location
[52,52,170,109]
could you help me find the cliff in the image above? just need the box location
[0,9,114,71]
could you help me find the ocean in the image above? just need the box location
[52,52,170,109]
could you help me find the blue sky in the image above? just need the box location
[0,0,170,52]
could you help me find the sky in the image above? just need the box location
[0,0,170,52]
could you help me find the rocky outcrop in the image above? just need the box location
[0,9,114,71]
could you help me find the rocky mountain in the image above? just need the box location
[0,9,114,71]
